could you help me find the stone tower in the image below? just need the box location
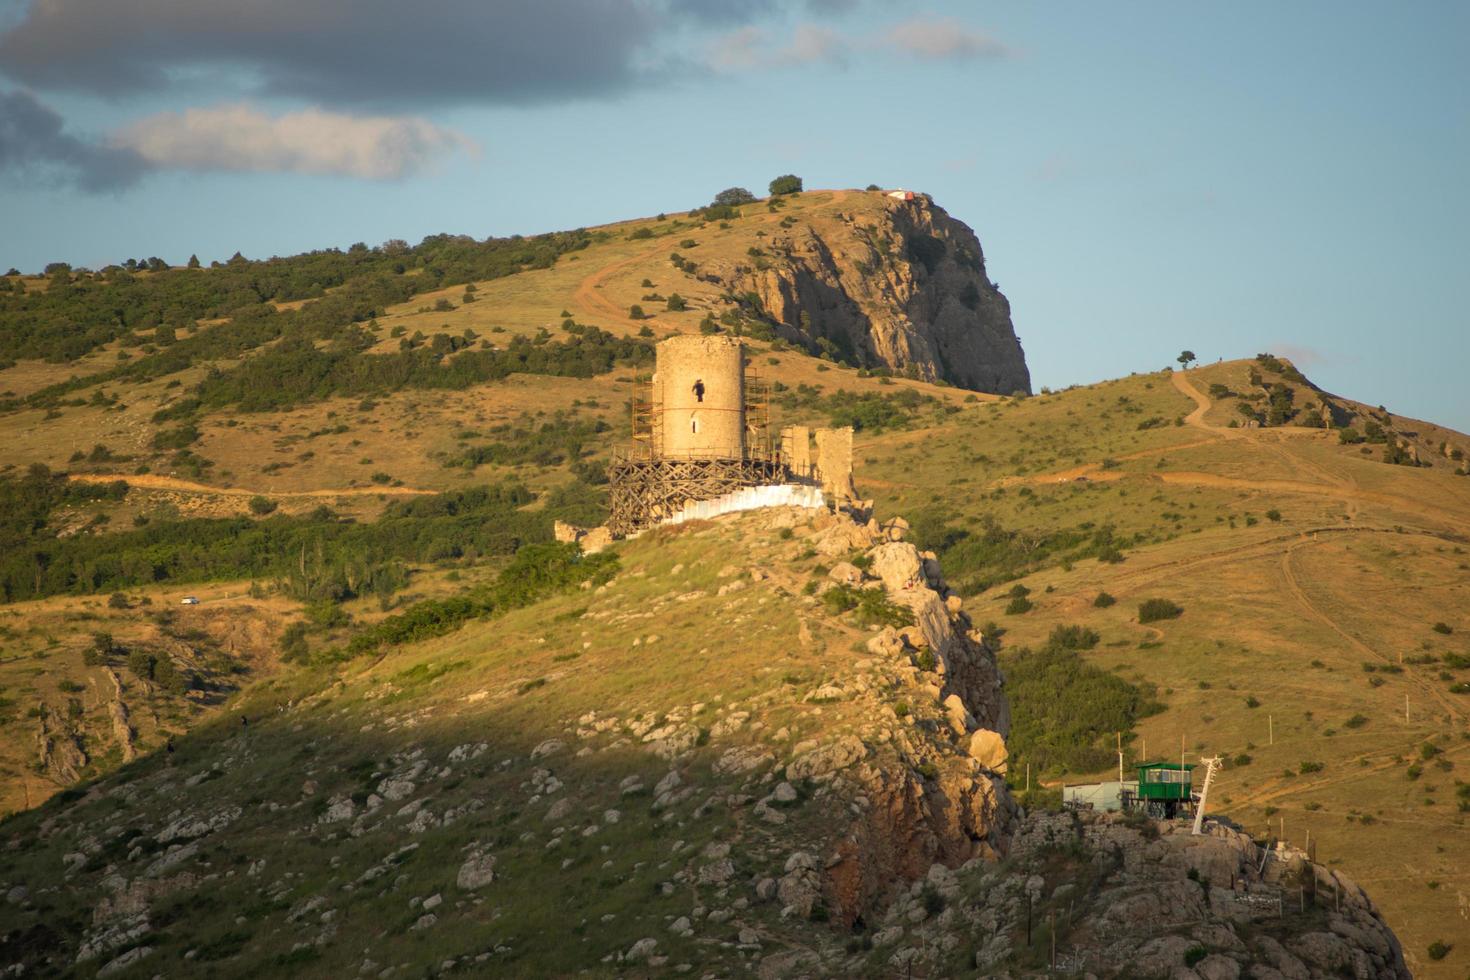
[655,335,745,459]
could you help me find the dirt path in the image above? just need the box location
[1278,537,1464,724]
[68,472,435,499]
[1172,369,1235,436]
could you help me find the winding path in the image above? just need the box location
[67,472,435,499]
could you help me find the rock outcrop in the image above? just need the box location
[715,193,1030,394]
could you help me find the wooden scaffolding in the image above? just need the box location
[607,363,783,537]
[606,450,784,537]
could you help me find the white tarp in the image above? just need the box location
[662,483,826,526]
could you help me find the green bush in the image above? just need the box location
[1048,625,1099,650]
[1093,591,1116,608]
[665,293,687,312]
[1432,622,1453,635]
[1427,941,1451,961]
[768,174,803,196]
[1138,598,1183,623]
[1004,596,1033,615]
[248,495,277,515]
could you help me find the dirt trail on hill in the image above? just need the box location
[573,242,674,332]
[1173,370,1243,438]
[1278,537,1464,724]
[68,473,435,499]
[1154,471,1460,530]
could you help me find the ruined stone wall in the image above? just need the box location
[814,426,855,506]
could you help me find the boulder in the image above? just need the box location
[967,729,1007,774]
[869,542,924,592]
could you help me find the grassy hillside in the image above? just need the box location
[1,190,1467,975]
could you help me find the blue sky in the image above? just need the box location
[3,1,1467,430]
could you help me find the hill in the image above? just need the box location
[1,188,1467,976]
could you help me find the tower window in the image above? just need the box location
[691,417,699,434]
[693,379,705,403]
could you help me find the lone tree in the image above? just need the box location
[768,174,803,196]
[1177,350,1197,370]
[713,187,755,207]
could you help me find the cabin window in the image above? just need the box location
[693,379,705,403]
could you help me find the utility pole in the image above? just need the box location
[1117,731,1124,784]
[1405,694,1410,725]
[1269,714,1274,746]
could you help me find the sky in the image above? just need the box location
[2,1,1467,430]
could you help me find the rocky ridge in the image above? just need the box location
[709,194,1031,394]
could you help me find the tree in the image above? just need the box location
[186,254,201,269]
[713,187,755,207]
[665,293,687,312]
[1177,350,1196,369]
[768,174,803,196]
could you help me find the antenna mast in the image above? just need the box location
[1191,756,1224,835]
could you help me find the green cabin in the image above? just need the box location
[1136,761,1195,800]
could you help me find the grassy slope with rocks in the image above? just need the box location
[0,189,1466,975]
[0,508,1411,979]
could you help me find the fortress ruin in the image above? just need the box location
[605,335,855,536]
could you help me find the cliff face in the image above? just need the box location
[715,194,1031,394]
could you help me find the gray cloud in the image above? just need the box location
[0,0,658,107]
[0,88,146,191]
[0,0,873,108]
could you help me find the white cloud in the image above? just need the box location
[778,24,845,66]
[707,26,767,71]
[884,17,1010,61]
[113,104,476,180]
[708,16,1006,73]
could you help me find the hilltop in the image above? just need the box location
[1,188,1468,976]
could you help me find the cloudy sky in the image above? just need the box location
[2,1,1467,429]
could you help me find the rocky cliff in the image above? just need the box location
[708,193,1031,394]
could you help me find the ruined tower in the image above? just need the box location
[605,333,855,537]
[656,335,745,459]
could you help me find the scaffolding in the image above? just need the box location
[607,449,785,536]
[607,357,786,537]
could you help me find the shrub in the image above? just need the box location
[127,648,156,680]
[665,293,687,312]
[768,174,803,196]
[1265,509,1282,522]
[628,304,645,320]
[1427,941,1451,961]
[1138,598,1183,623]
[1245,696,1261,708]
[107,592,130,609]
[1183,946,1207,967]
[713,187,755,207]
[248,495,277,515]
[1093,591,1116,608]
[1345,714,1368,728]
[1299,761,1325,774]
[1048,625,1099,650]
[1432,622,1453,635]
[1004,596,1033,615]
[1232,753,1252,767]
